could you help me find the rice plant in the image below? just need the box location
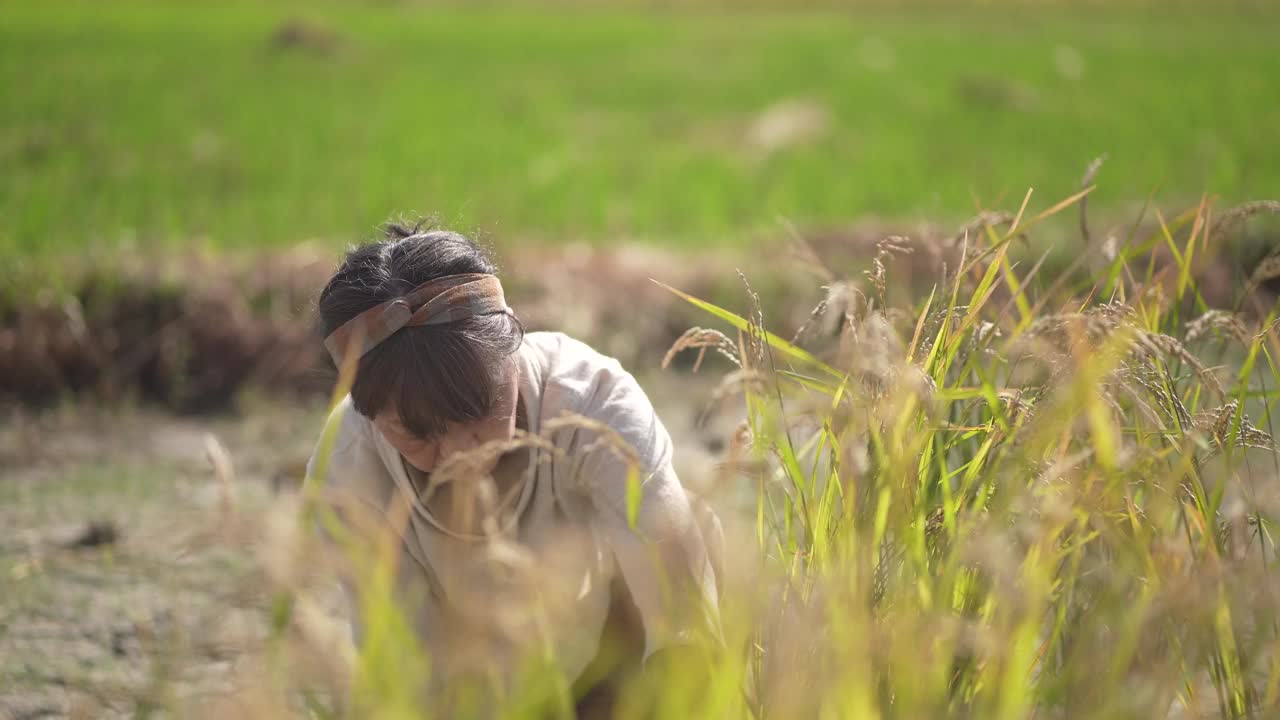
[195,192,1280,720]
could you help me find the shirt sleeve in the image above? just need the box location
[570,364,723,660]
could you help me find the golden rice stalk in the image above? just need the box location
[791,296,830,346]
[204,432,240,540]
[1024,304,1225,397]
[864,236,913,305]
[950,211,1015,247]
[1257,317,1280,342]
[1161,372,1194,431]
[738,271,768,369]
[711,420,765,485]
[996,388,1035,425]
[839,312,904,398]
[1132,331,1226,398]
[1249,252,1280,291]
[1185,310,1250,346]
[1192,401,1275,461]
[1208,199,1280,243]
[542,412,643,487]
[1023,303,1132,344]
[1117,371,1178,430]
[1127,383,1168,429]
[792,281,862,346]
[663,327,742,371]
[425,431,565,536]
[428,432,562,492]
[1102,392,1127,432]
[912,305,970,360]
[1079,154,1107,246]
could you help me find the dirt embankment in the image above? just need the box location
[0,240,833,412]
[4,209,1276,414]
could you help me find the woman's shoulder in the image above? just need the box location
[523,332,670,465]
[306,395,378,482]
[522,331,632,403]
[522,331,621,367]
[326,395,372,439]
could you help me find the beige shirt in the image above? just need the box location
[307,331,720,690]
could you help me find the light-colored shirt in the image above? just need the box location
[306,331,720,691]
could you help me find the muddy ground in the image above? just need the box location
[0,370,737,720]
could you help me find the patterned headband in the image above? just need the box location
[323,273,510,368]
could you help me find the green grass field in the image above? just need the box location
[3,2,1278,257]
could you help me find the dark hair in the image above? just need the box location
[318,221,524,438]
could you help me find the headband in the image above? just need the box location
[324,273,510,368]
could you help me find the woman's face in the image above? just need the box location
[372,364,520,474]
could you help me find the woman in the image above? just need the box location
[306,222,721,714]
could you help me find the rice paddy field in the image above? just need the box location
[2,1,1279,257]
[6,1,1280,719]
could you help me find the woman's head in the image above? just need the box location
[318,221,524,470]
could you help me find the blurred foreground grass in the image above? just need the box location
[207,194,1280,718]
[4,1,1279,257]
[312,194,1280,718]
[3,190,1280,717]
